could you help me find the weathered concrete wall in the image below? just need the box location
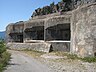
[13,22,24,33]
[49,42,70,52]
[71,3,96,57]
[6,43,51,53]
[6,23,14,35]
[31,11,72,20]
[24,19,44,31]
[73,0,96,9]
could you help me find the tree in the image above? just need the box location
[50,2,54,7]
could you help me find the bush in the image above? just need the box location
[0,41,6,54]
[0,52,11,72]
[0,41,11,72]
[1,52,11,66]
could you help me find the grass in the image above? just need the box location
[52,51,96,63]
[22,50,45,58]
[53,51,78,59]
[0,41,11,72]
[22,50,96,63]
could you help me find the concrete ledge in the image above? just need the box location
[6,43,51,53]
[6,42,70,52]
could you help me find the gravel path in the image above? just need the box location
[4,50,96,72]
[4,50,53,72]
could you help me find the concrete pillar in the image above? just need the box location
[71,3,96,57]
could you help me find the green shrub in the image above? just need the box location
[0,41,11,72]
[0,52,11,72]
[0,41,6,54]
[0,64,3,72]
[1,52,11,66]
[81,57,96,63]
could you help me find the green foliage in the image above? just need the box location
[62,0,71,2]
[50,2,54,6]
[0,64,3,72]
[81,57,96,63]
[62,0,65,2]
[0,41,11,72]
[0,41,6,54]
[1,52,11,66]
[0,52,11,72]
[66,54,96,63]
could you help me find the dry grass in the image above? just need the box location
[22,50,96,63]
[22,50,45,58]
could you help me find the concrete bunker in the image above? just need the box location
[6,2,96,57]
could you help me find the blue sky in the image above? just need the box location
[0,0,60,31]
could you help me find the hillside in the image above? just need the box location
[0,31,5,39]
